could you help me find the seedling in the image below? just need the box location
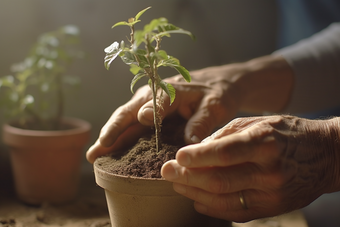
[104,6,194,152]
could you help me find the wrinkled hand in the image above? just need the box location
[86,65,241,163]
[161,115,340,222]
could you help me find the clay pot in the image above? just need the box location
[94,159,231,227]
[2,117,91,205]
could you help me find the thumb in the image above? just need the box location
[137,100,155,126]
[137,95,178,126]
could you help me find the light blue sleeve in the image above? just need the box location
[274,22,340,115]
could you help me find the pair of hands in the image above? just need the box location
[86,56,339,222]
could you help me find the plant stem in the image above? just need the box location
[145,35,162,152]
[150,77,161,152]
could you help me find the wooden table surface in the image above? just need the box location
[0,172,308,227]
[0,148,308,227]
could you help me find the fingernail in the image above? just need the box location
[161,162,178,180]
[191,135,200,143]
[142,107,154,122]
[195,202,208,213]
[173,183,187,194]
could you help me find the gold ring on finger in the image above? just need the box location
[239,191,248,210]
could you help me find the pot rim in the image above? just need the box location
[3,117,91,137]
[2,117,91,148]
[94,158,178,196]
[94,159,166,181]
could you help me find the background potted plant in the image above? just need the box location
[0,25,91,205]
[94,7,231,227]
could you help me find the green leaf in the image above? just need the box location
[134,17,169,46]
[111,19,141,28]
[127,19,141,27]
[156,23,179,36]
[135,6,151,21]
[130,64,143,75]
[158,57,180,67]
[134,50,150,69]
[158,57,191,82]
[112,21,130,29]
[157,29,195,40]
[130,73,146,93]
[135,49,147,56]
[120,51,137,65]
[134,30,145,47]
[143,17,168,34]
[156,50,168,60]
[160,81,176,105]
[154,23,195,40]
[174,65,191,82]
[112,7,151,29]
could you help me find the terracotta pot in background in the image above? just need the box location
[2,117,91,206]
[94,159,231,227]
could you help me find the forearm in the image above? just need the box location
[274,22,340,114]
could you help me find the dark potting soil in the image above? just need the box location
[96,116,187,178]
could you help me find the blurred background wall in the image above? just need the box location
[0,0,278,172]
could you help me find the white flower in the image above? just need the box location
[104,41,123,69]
[104,41,120,54]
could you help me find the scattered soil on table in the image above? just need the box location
[0,173,111,227]
[96,116,187,178]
